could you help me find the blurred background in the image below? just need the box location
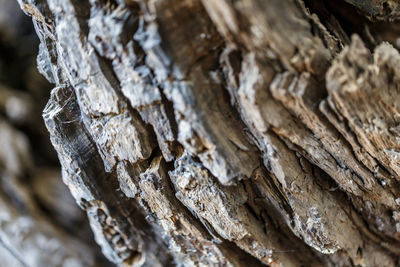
[0,0,111,266]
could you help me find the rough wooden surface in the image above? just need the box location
[0,1,110,266]
[14,0,400,266]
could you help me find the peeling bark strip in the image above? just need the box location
[16,0,400,266]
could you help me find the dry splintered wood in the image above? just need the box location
[0,1,113,266]
[15,0,400,266]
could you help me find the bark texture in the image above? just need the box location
[0,1,111,266]
[15,0,400,266]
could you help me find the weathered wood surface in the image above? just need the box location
[14,0,400,266]
[0,1,110,266]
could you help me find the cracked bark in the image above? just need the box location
[14,0,400,266]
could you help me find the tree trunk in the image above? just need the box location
[0,1,112,266]
[15,0,400,266]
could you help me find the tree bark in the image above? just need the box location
[15,0,400,266]
[0,1,111,266]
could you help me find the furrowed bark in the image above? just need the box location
[0,1,111,266]
[15,0,400,266]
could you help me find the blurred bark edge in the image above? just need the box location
[0,0,111,266]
